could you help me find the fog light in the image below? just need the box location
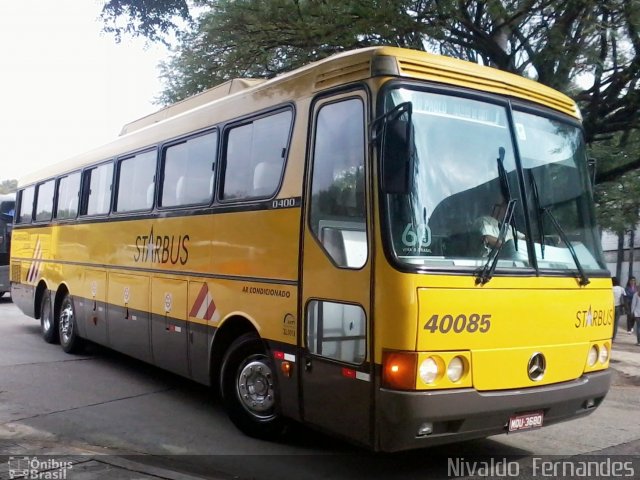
[587,345,598,367]
[598,344,609,364]
[419,357,439,384]
[417,422,433,437]
[447,357,464,382]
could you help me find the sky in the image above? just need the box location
[0,0,169,183]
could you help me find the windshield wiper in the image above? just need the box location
[496,147,520,251]
[541,207,590,286]
[529,171,546,259]
[475,147,518,285]
[528,170,589,286]
[476,199,517,285]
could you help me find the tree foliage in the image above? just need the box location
[101,0,191,44]
[0,179,17,195]
[593,130,640,232]
[104,1,639,147]
[156,0,421,104]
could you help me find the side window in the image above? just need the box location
[18,186,35,224]
[83,162,113,216]
[310,98,367,268]
[222,110,291,201]
[55,172,81,220]
[161,131,217,207]
[116,150,157,212]
[35,180,55,222]
[306,300,366,364]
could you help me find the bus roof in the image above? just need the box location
[19,46,578,187]
[119,78,267,136]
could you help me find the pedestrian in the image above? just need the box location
[612,277,626,341]
[630,290,640,346]
[624,277,637,333]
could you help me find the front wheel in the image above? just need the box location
[220,333,285,439]
[59,294,83,354]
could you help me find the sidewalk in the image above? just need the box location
[0,442,218,480]
[610,315,640,382]
[0,454,217,480]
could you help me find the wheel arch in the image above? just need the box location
[210,315,261,392]
[53,283,70,321]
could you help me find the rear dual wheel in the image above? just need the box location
[58,293,83,354]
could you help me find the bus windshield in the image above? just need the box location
[381,87,606,273]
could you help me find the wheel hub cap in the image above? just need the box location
[60,305,73,341]
[237,359,275,414]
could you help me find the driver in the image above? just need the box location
[474,198,525,256]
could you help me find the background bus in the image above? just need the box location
[10,47,612,452]
[0,193,15,297]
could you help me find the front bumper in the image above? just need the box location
[377,370,611,452]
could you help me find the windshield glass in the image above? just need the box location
[381,87,605,272]
[514,110,605,270]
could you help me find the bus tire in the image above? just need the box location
[58,294,83,354]
[40,290,58,344]
[220,332,285,439]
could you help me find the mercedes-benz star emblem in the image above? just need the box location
[528,352,546,381]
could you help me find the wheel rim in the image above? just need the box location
[236,356,276,417]
[59,302,74,344]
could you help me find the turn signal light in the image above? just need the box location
[382,351,417,390]
[281,361,292,377]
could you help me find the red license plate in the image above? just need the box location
[508,411,544,432]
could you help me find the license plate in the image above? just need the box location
[508,411,544,432]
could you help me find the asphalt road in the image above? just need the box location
[1,297,639,479]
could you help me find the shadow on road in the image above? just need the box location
[127,437,532,480]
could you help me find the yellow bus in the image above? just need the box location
[11,47,612,452]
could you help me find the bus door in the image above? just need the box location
[300,93,373,445]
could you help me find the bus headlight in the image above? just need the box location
[587,345,598,367]
[598,344,609,364]
[447,356,465,382]
[419,357,439,384]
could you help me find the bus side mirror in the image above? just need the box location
[380,113,414,195]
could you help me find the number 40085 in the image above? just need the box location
[423,313,492,334]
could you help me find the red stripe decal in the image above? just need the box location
[204,298,217,320]
[189,283,208,317]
